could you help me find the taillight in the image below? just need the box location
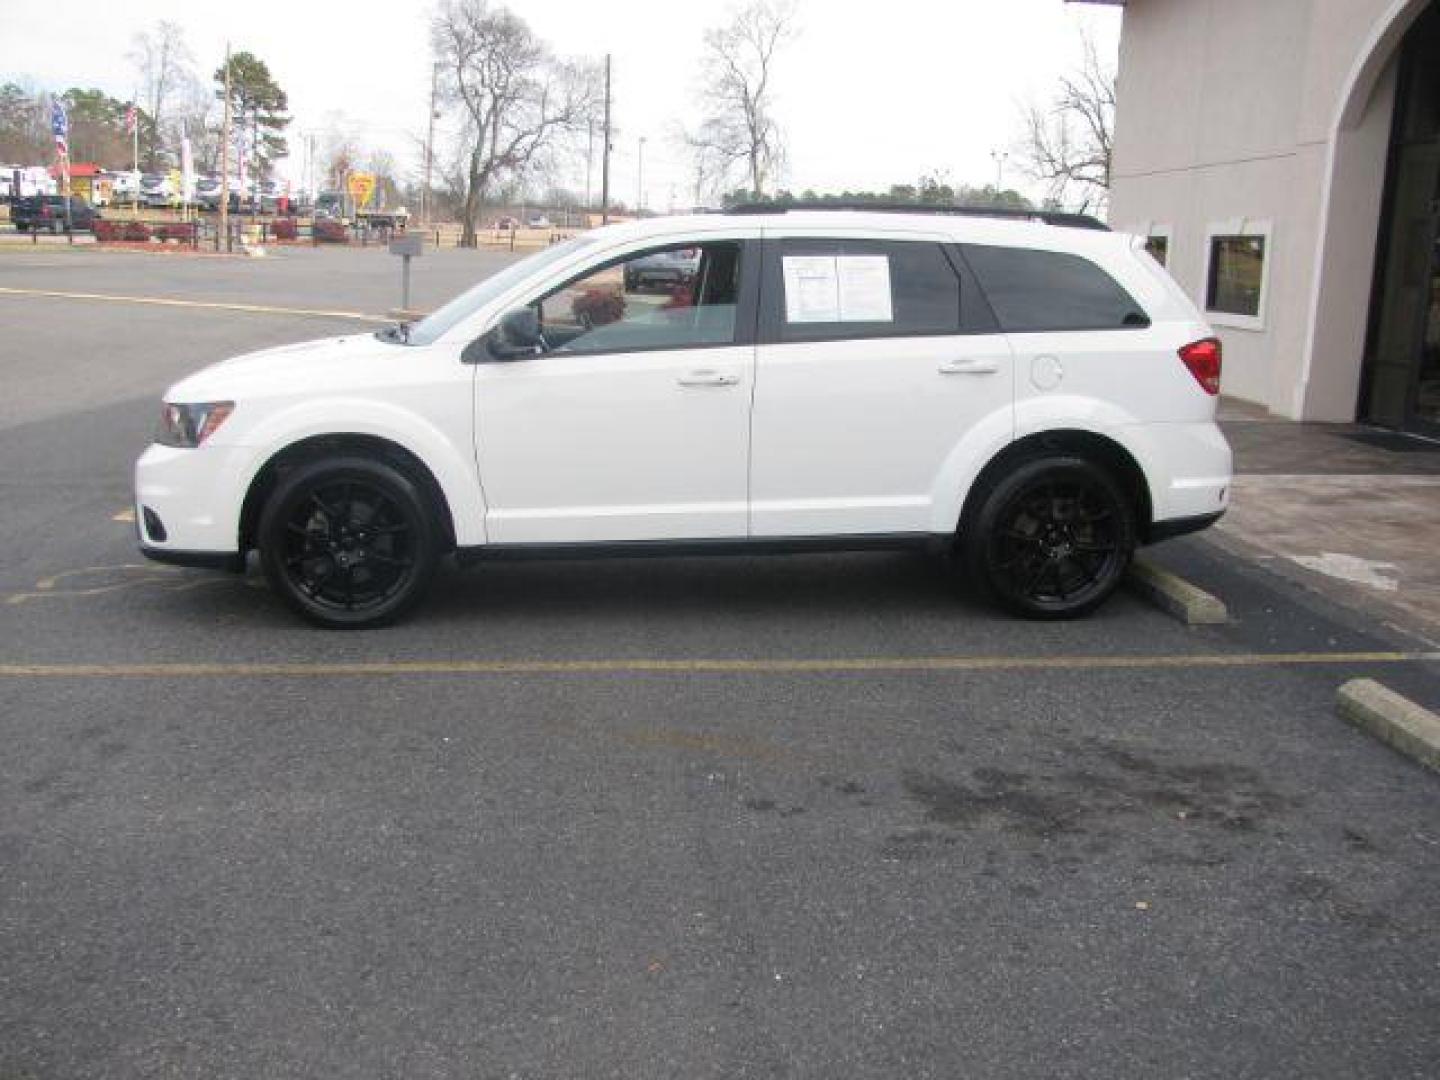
[1179,337,1222,395]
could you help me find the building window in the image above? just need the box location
[1204,221,1272,330]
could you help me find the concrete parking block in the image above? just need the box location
[1126,554,1229,625]
[1338,678,1440,773]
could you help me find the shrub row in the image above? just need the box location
[93,220,197,243]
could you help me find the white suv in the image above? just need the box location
[135,206,1231,628]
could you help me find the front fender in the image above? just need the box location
[233,397,487,546]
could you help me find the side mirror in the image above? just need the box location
[485,307,544,361]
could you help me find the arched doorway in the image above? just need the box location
[1361,1,1440,434]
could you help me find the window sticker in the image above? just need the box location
[782,255,893,323]
[836,256,893,322]
[783,256,841,322]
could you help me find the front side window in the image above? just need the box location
[1145,235,1170,266]
[404,233,597,346]
[772,239,963,341]
[963,245,1150,332]
[1206,234,1266,318]
[532,241,742,354]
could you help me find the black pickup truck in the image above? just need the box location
[10,195,100,233]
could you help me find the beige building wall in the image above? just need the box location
[1108,0,1425,420]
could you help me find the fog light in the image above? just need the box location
[143,507,168,543]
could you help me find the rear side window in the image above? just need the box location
[962,245,1150,332]
[769,239,963,341]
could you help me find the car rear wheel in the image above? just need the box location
[962,455,1135,619]
[258,456,439,629]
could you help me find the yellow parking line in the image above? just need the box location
[0,286,387,322]
[0,651,1434,679]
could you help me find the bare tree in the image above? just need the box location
[1017,32,1115,215]
[128,21,195,169]
[316,112,363,190]
[687,0,796,201]
[174,75,219,173]
[432,0,597,246]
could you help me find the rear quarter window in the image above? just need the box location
[962,245,1150,332]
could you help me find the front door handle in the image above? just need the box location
[939,358,1000,375]
[677,370,739,387]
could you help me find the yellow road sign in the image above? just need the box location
[347,172,377,208]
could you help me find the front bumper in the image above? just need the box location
[139,545,244,572]
[133,442,254,559]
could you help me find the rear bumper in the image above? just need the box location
[1120,420,1232,526]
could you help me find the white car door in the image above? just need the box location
[749,232,1015,537]
[472,239,759,544]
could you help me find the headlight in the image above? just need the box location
[155,401,234,447]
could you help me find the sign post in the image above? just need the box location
[389,231,424,315]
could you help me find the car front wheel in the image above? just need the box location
[258,455,439,628]
[963,456,1136,619]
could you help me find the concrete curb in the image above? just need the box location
[1125,556,1229,625]
[1338,679,1440,772]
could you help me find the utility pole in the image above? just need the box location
[421,61,439,226]
[990,149,1008,194]
[584,120,594,211]
[636,136,646,216]
[252,106,260,212]
[600,54,611,225]
[219,43,231,252]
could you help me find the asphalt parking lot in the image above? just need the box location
[2,245,1439,1079]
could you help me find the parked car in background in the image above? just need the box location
[527,214,552,229]
[2,165,57,201]
[194,176,221,209]
[624,247,701,292]
[140,173,178,209]
[107,170,141,203]
[135,205,1232,628]
[258,179,285,213]
[0,165,24,202]
[11,195,100,233]
[194,176,246,211]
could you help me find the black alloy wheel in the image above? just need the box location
[259,456,439,628]
[965,456,1135,619]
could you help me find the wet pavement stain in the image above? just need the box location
[900,739,1298,843]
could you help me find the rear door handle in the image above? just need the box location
[939,358,1000,375]
[677,370,739,387]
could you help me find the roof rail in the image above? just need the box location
[722,201,1109,231]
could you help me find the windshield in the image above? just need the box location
[402,234,598,346]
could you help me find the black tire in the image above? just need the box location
[962,455,1136,619]
[258,455,440,629]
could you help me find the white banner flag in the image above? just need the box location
[180,135,195,204]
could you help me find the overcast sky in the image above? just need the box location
[0,0,1120,207]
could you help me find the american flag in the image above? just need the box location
[125,103,137,135]
[50,97,68,158]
